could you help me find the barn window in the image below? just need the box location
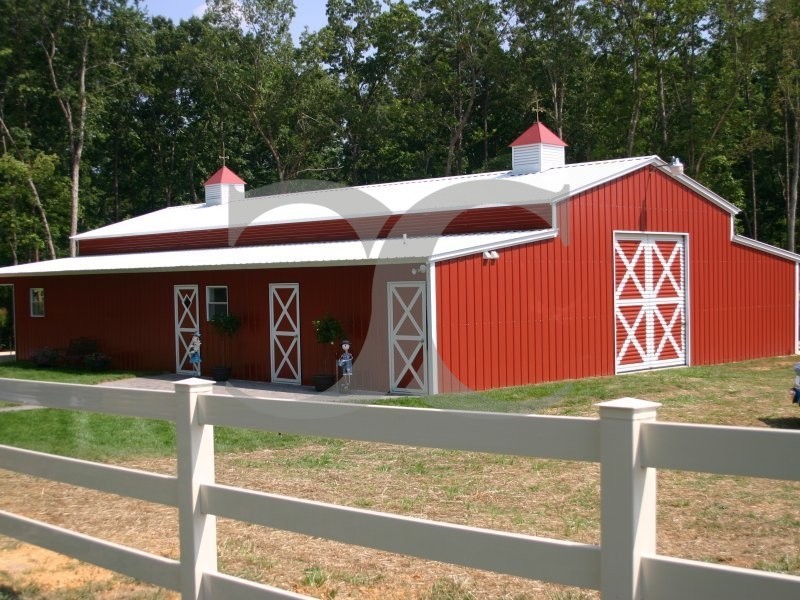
[30,288,45,317]
[206,286,229,320]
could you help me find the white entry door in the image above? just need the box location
[614,234,687,373]
[269,283,301,384]
[388,282,428,394]
[174,285,200,374]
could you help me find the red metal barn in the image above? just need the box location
[0,123,797,394]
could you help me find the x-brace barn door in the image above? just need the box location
[269,283,301,384]
[388,281,428,394]
[614,234,687,373]
[174,285,200,374]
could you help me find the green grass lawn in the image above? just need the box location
[0,408,305,460]
[369,355,800,419]
[0,361,141,385]
[1,355,797,458]
[0,361,143,408]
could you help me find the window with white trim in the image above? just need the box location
[30,288,45,317]
[206,286,229,320]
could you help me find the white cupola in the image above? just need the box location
[204,166,246,206]
[509,121,567,174]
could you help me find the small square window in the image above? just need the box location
[206,286,229,320]
[30,288,45,317]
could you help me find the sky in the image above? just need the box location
[140,0,329,42]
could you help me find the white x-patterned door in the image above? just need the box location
[614,234,687,373]
[269,283,301,384]
[388,282,428,394]
[174,285,200,374]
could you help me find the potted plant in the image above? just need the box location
[311,314,344,391]
[210,312,241,382]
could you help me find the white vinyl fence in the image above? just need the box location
[0,377,799,599]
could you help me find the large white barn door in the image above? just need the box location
[269,283,301,384]
[614,234,687,373]
[174,285,200,374]
[388,282,428,394]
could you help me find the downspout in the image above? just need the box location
[796,262,799,355]
[426,261,438,395]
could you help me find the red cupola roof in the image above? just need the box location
[509,122,567,148]
[204,166,246,186]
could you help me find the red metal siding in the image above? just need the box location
[11,264,425,392]
[436,167,795,392]
[78,206,551,256]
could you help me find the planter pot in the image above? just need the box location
[312,374,336,392]
[211,366,232,382]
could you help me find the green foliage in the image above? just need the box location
[0,0,798,260]
[29,347,64,368]
[210,312,242,337]
[423,578,476,600]
[312,314,344,345]
[82,352,112,372]
[301,565,328,587]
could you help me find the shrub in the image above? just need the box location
[312,314,344,345]
[82,352,111,372]
[30,347,64,368]
[65,337,99,367]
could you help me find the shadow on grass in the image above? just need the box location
[760,416,800,429]
[0,584,22,600]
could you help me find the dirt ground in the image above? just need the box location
[1,436,799,599]
[0,541,166,600]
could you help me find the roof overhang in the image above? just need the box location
[0,232,549,278]
[733,235,800,262]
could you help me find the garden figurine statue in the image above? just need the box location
[189,332,202,376]
[337,339,353,390]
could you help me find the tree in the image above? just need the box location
[206,0,339,183]
[414,0,507,176]
[31,0,132,255]
[0,151,69,264]
[762,0,800,251]
[507,0,593,139]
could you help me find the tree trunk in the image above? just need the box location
[445,77,477,177]
[658,67,668,151]
[27,178,57,260]
[627,53,642,156]
[68,39,88,257]
[789,110,800,253]
[45,29,88,257]
[252,109,286,182]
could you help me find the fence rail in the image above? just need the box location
[0,378,798,599]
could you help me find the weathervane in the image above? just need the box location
[219,121,229,166]
[530,92,545,123]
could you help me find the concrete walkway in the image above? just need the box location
[0,404,43,413]
[97,373,391,403]
[0,373,393,413]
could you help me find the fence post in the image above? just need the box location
[597,397,661,600]
[175,378,217,600]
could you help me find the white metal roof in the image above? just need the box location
[3,153,792,277]
[74,156,681,241]
[0,231,553,277]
